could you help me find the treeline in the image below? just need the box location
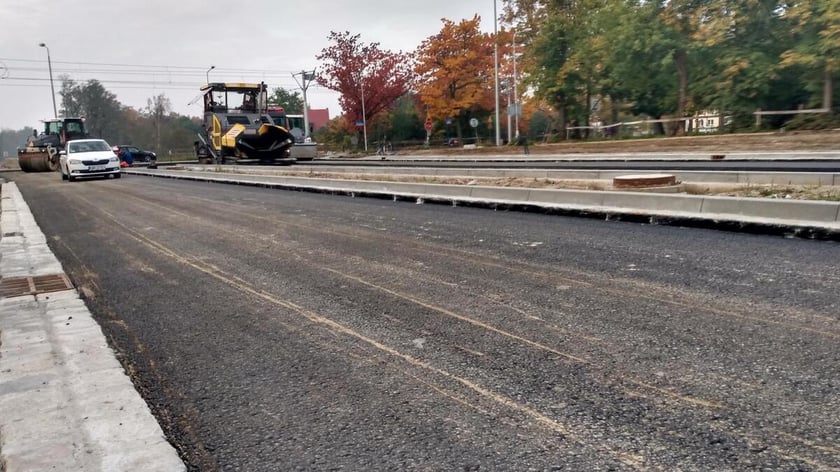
[506,0,839,133]
[0,77,203,158]
[313,0,839,150]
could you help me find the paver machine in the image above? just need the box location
[17,118,88,172]
[194,82,295,165]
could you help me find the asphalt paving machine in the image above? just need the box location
[17,118,88,172]
[194,82,295,164]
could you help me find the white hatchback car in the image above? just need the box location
[60,139,121,181]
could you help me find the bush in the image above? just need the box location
[782,112,840,130]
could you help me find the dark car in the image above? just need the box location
[114,145,157,165]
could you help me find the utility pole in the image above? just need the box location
[39,43,57,118]
[292,69,316,139]
[493,0,501,146]
[505,80,512,144]
[360,77,368,152]
[513,30,519,140]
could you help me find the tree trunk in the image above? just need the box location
[823,65,833,110]
[584,85,591,139]
[674,48,688,136]
[555,93,567,141]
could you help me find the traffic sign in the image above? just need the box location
[424,120,433,132]
[469,118,479,128]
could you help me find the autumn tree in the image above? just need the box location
[316,31,415,138]
[268,88,304,114]
[59,77,122,140]
[415,16,499,139]
[781,0,840,110]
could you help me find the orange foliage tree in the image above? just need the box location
[415,16,503,138]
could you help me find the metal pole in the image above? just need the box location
[506,81,512,144]
[206,65,215,84]
[39,43,57,118]
[493,0,501,146]
[360,77,368,152]
[513,30,519,140]
[293,70,316,139]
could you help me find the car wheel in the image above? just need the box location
[68,174,76,182]
[61,169,68,181]
[114,173,121,179]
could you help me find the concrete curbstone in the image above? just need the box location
[603,191,705,214]
[699,195,840,221]
[125,169,840,236]
[0,182,186,472]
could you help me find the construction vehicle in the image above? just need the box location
[194,82,295,164]
[266,107,317,161]
[17,118,88,172]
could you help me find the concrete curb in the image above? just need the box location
[176,164,840,186]
[0,182,185,472]
[125,169,840,240]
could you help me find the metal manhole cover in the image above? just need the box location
[0,274,73,298]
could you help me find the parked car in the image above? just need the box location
[114,145,157,165]
[60,139,121,181]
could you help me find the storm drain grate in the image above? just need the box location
[0,274,73,298]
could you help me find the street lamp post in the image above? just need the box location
[512,26,530,141]
[493,0,501,146]
[38,43,57,118]
[513,30,520,140]
[292,69,316,139]
[206,65,215,84]
[360,75,368,152]
[505,80,512,144]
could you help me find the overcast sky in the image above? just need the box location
[0,0,499,130]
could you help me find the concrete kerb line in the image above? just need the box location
[0,182,186,472]
[125,169,840,240]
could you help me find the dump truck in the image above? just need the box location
[17,118,88,172]
[194,82,295,164]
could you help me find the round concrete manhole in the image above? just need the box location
[613,174,677,189]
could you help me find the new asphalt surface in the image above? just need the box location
[2,170,839,471]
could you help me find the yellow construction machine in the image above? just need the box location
[194,82,295,164]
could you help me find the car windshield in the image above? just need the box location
[69,141,111,153]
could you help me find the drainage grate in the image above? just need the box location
[0,274,74,298]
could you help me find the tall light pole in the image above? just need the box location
[493,0,501,146]
[513,29,520,140]
[360,73,368,152]
[206,65,215,84]
[504,80,512,144]
[292,69,316,139]
[39,43,57,118]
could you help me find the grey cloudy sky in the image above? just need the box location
[0,0,498,130]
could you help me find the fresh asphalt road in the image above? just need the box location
[10,172,840,471]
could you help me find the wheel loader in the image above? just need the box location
[17,118,88,172]
[194,82,295,165]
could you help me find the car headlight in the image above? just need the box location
[68,159,82,164]
[110,157,119,163]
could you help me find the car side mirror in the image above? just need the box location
[59,150,66,156]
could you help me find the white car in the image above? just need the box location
[60,139,121,181]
